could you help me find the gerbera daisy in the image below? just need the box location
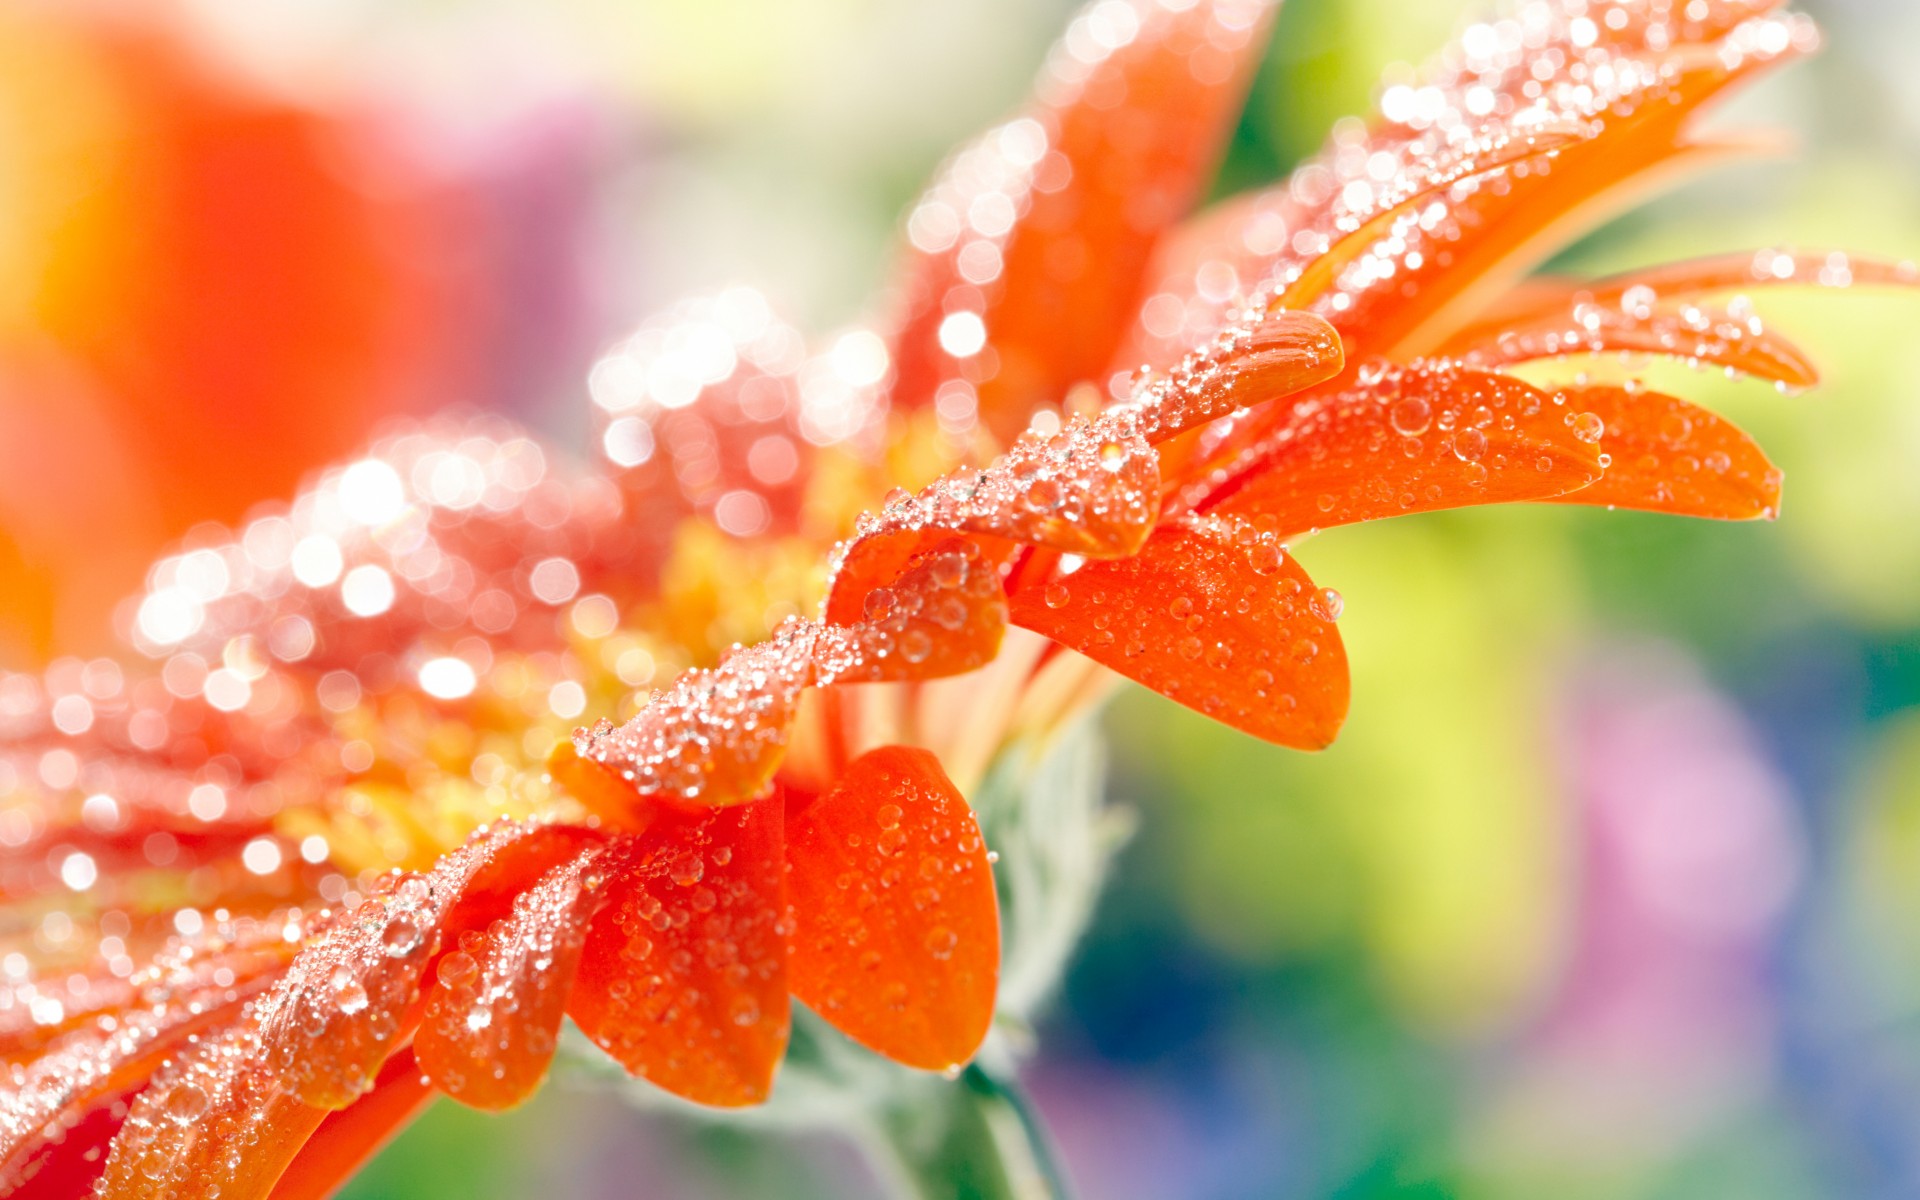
[1,0,1910,1197]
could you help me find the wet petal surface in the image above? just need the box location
[785,747,998,1071]
[1010,515,1349,749]
[1544,385,1783,519]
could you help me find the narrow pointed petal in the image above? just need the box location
[1010,516,1348,749]
[887,0,1279,442]
[1119,119,1584,372]
[1128,1,1813,449]
[415,846,614,1110]
[1194,364,1603,533]
[1544,385,1783,519]
[1516,249,1920,315]
[1,915,298,1064]
[1323,27,1815,361]
[1438,248,1920,379]
[786,747,998,1071]
[1446,298,1820,387]
[269,1049,434,1200]
[568,795,790,1107]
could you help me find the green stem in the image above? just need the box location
[862,1064,1074,1200]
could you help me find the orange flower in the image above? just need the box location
[1,0,1911,1197]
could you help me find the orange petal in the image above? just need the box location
[1194,363,1603,533]
[1443,296,1820,387]
[571,620,816,807]
[819,537,1008,684]
[785,746,998,1071]
[887,0,1279,443]
[1612,247,1920,296]
[0,985,256,1184]
[1331,48,1810,364]
[92,1017,330,1200]
[568,794,790,1107]
[1544,385,1783,519]
[269,1048,434,1200]
[1118,119,1584,374]
[1011,515,1349,749]
[415,845,613,1111]
[1127,310,1346,445]
[258,821,602,1109]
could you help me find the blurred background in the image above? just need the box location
[3,0,1919,1195]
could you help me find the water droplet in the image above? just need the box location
[1247,540,1284,575]
[381,913,422,958]
[331,966,369,1015]
[1389,396,1432,436]
[899,629,933,663]
[925,927,958,960]
[1570,411,1605,443]
[437,950,479,989]
[164,1083,209,1124]
[669,854,705,887]
[928,553,968,588]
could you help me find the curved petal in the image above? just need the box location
[819,538,1008,685]
[415,845,614,1110]
[1009,515,1348,749]
[1322,18,1815,362]
[1117,123,1586,372]
[1543,385,1783,519]
[259,821,603,1109]
[0,986,255,1185]
[887,0,1279,442]
[1443,296,1820,387]
[268,1048,434,1200]
[786,746,998,1071]
[1194,363,1603,533]
[819,310,1342,634]
[570,621,816,808]
[1452,249,1920,341]
[568,795,790,1107]
[92,1018,329,1200]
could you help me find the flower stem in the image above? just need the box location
[862,1063,1073,1200]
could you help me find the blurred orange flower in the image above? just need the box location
[1,0,1912,1197]
[0,10,473,663]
